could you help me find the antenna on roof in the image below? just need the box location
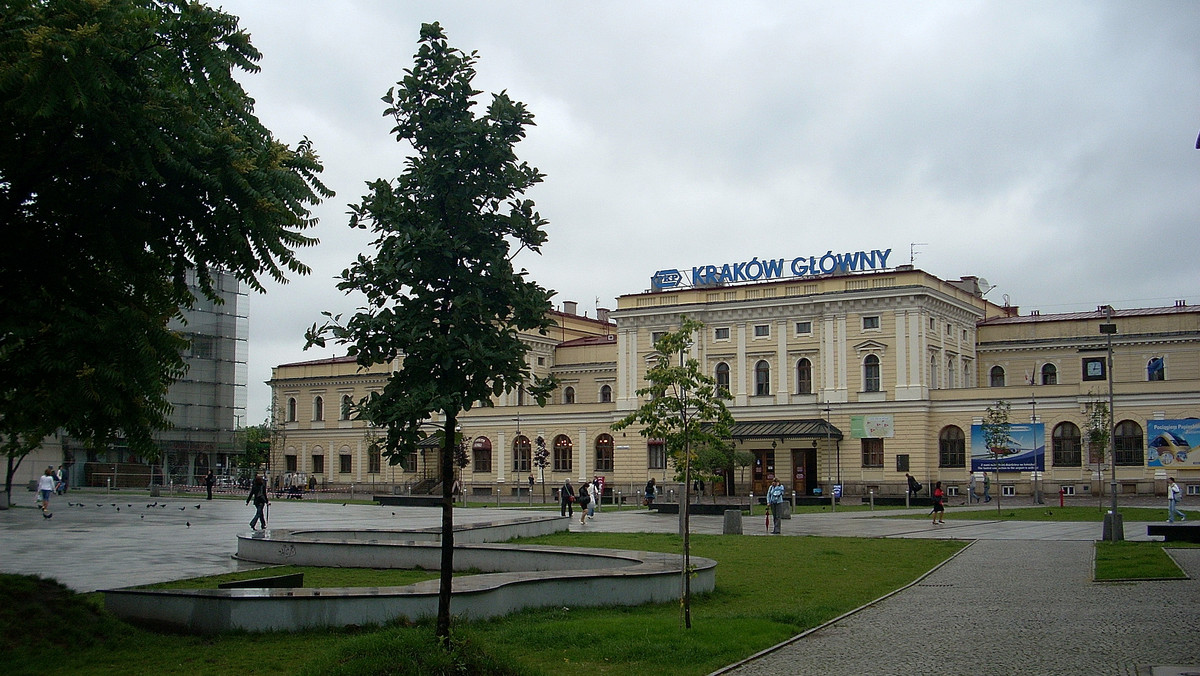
[909,242,927,265]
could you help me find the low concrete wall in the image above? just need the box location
[104,520,716,634]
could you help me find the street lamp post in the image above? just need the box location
[1100,306,1123,542]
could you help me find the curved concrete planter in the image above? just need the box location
[104,518,716,634]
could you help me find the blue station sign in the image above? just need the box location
[650,248,894,291]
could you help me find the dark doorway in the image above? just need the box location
[792,448,817,495]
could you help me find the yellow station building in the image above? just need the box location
[269,261,1200,503]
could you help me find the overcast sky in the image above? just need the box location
[215,1,1200,425]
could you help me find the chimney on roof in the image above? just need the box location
[1176,300,1187,307]
[597,308,610,323]
[562,300,577,315]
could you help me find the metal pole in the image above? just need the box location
[1104,307,1120,541]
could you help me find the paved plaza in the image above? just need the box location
[1,490,1197,675]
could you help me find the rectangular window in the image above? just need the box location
[651,331,667,345]
[863,316,880,330]
[795,321,812,335]
[474,448,492,473]
[401,452,417,473]
[311,455,324,474]
[339,454,352,474]
[754,324,770,337]
[648,440,666,470]
[714,327,730,341]
[368,447,381,474]
[285,454,297,472]
[861,438,884,468]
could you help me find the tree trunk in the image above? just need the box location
[436,412,457,642]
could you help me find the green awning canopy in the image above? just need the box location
[728,419,843,441]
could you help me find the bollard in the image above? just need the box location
[723,509,743,535]
[870,489,875,511]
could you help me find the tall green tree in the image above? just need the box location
[0,0,330,504]
[613,317,734,629]
[305,22,555,641]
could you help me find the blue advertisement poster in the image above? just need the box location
[1147,419,1200,468]
[970,423,1045,472]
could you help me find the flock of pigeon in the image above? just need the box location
[60,500,205,527]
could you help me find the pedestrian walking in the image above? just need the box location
[576,481,591,524]
[643,477,656,508]
[982,473,992,502]
[766,477,785,534]
[204,470,215,501]
[967,472,980,503]
[246,474,270,530]
[1167,476,1186,523]
[591,476,603,514]
[37,467,56,519]
[905,473,922,499]
[931,481,945,524]
[55,465,68,495]
[560,479,575,517]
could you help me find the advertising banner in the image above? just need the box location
[970,423,1045,472]
[1147,419,1200,468]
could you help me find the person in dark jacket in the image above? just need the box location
[247,474,270,530]
[560,479,574,517]
[204,470,216,500]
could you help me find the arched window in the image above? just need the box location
[473,437,492,473]
[946,356,956,388]
[929,355,939,389]
[939,426,966,467]
[313,396,324,421]
[796,358,812,395]
[1052,422,1081,467]
[1041,363,1057,385]
[989,365,1005,387]
[286,397,297,422]
[553,435,573,472]
[340,394,353,420]
[595,434,614,472]
[863,355,881,392]
[517,385,526,406]
[600,384,612,403]
[1114,420,1144,466]
[754,360,770,396]
[564,386,575,405]
[1147,357,1165,381]
[512,435,531,473]
[715,362,730,395]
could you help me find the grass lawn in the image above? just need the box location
[1094,540,1196,580]
[4,533,964,676]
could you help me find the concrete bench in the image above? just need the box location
[374,494,443,507]
[1146,523,1200,543]
[217,573,304,589]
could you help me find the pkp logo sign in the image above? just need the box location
[651,269,682,291]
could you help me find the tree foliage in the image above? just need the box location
[612,317,734,628]
[0,0,330,497]
[305,22,554,641]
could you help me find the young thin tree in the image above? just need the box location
[0,0,330,505]
[305,23,555,642]
[982,400,1013,514]
[612,317,734,629]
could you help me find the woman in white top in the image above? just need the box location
[37,467,56,518]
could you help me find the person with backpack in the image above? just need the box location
[246,474,270,530]
[1168,476,1186,523]
[576,480,591,525]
